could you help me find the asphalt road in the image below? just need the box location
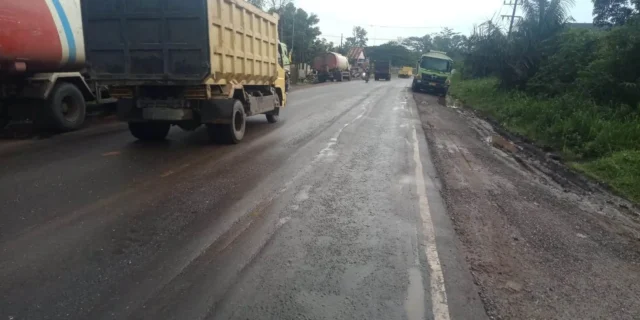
[0,79,486,320]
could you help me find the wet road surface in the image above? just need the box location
[0,79,486,319]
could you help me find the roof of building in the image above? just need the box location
[347,47,365,60]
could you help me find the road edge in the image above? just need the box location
[407,90,489,320]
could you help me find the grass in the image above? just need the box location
[572,151,640,204]
[449,77,640,203]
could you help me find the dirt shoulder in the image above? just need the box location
[413,92,640,319]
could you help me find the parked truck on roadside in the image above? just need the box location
[0,0,116,131]
[82,0,287,144]
[411,50,454,95]
[398,66,414,78]
[312,52,352,83]
[373,60,391,81]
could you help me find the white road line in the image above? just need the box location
[411,126,451,320]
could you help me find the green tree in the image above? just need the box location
[344,26,369,50]
[366,42,420,67]
[402,35,433,53]
[269,3,322,64]
[307,38,336,61]
[592,0,639,27]
[246,0,266,9]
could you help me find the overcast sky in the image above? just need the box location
[294,0,595,46]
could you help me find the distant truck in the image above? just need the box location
[83,0,288,144]
[313,52,352,82]
[412,50,454,95]
[398,66,414,78]
[0,0,115,131]
[373,60,391,81]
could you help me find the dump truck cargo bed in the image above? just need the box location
[82,0,280,85]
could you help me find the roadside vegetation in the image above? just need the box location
[450,0,640,203]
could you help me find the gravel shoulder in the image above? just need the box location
[413,92,640,319]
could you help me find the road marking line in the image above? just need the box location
[102,151,121,156]
[412,126,451,320]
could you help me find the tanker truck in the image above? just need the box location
[0,0,115,131]
[83,0,287,143]
[312,52,352,83]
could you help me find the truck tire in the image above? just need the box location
[208,100,245,144]
[266,112,279,123]
[128,122,171,141]
[45,82,87,131]
[266,95,281,123]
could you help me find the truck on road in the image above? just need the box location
[313,52,352,83]
[0,0,116,131]
[412,50,454,95]
[373,60,391,81]
[398,66,414,78]
[83,0,287,144]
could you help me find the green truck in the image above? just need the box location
[411,50,454,95]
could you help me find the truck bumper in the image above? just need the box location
[117,98,235,124]
[412,79,448,94]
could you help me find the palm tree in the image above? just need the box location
[502,0,576,89]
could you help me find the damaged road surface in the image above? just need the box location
[0,80,486,320]
[414,93,640,320]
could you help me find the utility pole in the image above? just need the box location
[502,0,521,37]
[340,33,343,49]
[291,11,295,55]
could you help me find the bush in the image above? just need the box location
[450,78,640,159]
[573,151,640,203]
[450,77,640,202]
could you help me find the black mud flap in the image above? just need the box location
[117,99,142,121]
[200,99,235,124]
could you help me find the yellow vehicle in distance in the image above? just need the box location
[398,66,414,78]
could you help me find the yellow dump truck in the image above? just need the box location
[82,0,287,143]
[398,66,414,78]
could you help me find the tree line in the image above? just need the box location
[245,0,470,67]
[449,0,640,202]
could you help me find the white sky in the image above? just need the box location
[294,0,595,46]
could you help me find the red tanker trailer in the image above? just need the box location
[0,0,114,131]
[312,52,351,83]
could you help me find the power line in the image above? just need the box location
[321,34,408,42]
[368,24,444,29]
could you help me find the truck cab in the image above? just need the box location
[412,50,454,95]
[278,42,292,92]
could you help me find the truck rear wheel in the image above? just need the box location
[266,95,281,123]
[128,122,171,141]
[45,82,87,131]
[208,100,246,144]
